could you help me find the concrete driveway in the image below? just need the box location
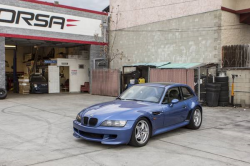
[0,93,250,166]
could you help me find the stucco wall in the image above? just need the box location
[221,11,250,45]
[222,0,250,10]
[110,0,222,30]
[109,11,222,70]
[0,37,5,89]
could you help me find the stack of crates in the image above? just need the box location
[19,76,30,94]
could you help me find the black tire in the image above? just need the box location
[129,118,151,147]
[206,83,221,88]
[220,91,229,97]
[221,86,229,91]
[0,88,7,100]
[219,102,229,107]
[215,76,228,82]
[206,88,220,92]
[186,108,202,129]
[219,96,229,102]
[216,82,229,87]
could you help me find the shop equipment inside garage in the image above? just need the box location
[5,38,90,94]
[0,0,108,98]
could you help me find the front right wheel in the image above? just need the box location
[129,118,151,147]
[187,108,202,129]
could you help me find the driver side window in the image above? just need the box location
[162,87,181,104]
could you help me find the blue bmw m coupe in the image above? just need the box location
[73,83,202,147]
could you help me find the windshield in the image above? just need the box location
[119,85,164,103]
[31,76,47,82]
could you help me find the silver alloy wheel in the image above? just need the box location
[193,109,202,127]
[135,120,149,144]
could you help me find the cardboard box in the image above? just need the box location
[19,84,30,94]
[18,79,29,83]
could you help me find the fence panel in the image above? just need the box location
[150,69,194,90]
[92,69,120,97]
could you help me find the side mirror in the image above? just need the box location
[169,99,179,107]
[171,99,179,104]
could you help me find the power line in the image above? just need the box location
[111,24,250,33]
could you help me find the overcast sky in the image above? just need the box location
[43,0,109,11]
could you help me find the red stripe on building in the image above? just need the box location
[0,33,108,46]
[67,19,79,22]
[221,7,250,14]
[221,7,237,14]
[20,0,108,16]
[66,24,77,27]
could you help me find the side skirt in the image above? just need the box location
[152,121,190,136]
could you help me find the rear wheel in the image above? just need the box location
[129,118,151,147]
[187,108,202,129]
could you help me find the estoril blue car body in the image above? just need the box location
[73,83,202,147]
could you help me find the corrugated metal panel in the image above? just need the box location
[132,62,170,67]
[159,63,203,69]
[150,69,194,90]
[92,69,120,97]
[132,63,148,66]
[146,62,171,67]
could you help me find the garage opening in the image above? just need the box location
[5,37,90,95]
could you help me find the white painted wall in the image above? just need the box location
[56,58,89,93]
[110,0,222,30]
[222,0,250,10]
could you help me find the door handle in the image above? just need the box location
[183,106,187,109]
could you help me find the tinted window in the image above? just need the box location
[31,76,46,82]
[162,87,181,104]
[181,87,194,100]
[120,85,164,103]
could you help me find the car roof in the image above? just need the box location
[135,82,188,88]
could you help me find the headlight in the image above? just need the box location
[101,120,127,127]
[76,113,81,122]
[34,84,37,88]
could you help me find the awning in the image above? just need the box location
[130,62,171,68]
[159,63,204,69]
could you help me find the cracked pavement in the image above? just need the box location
[0,93,250,166]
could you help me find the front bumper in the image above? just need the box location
[31,87,48,94]
[73,120,135,145]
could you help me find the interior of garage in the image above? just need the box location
[5,37,91,95]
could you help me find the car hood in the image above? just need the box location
[31,82,48,84]
[81,100,159,121]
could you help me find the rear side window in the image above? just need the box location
[181,87,194,100]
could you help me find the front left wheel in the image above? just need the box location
[129,118,151,147]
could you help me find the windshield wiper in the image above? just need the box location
[116,97,123,100]
[125,99,145,102]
